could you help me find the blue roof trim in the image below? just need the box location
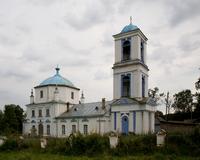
[121,23,138,33]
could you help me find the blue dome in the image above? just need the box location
[39,67,75,87]
[121,23,138,33]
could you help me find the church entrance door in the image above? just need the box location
[38,124,43,136]
[122,116,129,134]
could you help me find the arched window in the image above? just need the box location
[47,125,50,135]
[32,110,35,117]
[142,75,145,97]
[122,40,131,61]
[121,74,131,97]
[141,41,144,63]
[38,123,43,136]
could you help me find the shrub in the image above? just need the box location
[0,138,18,151]
[46,138,69,154]
[70,133,109,156]
[113,134,156,156]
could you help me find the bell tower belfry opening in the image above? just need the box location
[112,18,149,99]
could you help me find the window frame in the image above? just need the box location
[71,92,74,99]
[47,125,50,135]
[62,125,65,135]
[121,74,131,97]
[72,125,76,134]
[141,41,144,63]
[40,90,43,98]
[31,110,35,117]
[83,124,88,135]
[121,38,131,62]
[46,109,50,117]
[38,109,42,117]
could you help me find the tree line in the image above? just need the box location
[149,77,200,120]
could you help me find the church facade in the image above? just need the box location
[23,20,155,137]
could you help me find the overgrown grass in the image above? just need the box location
[0,151,198,160]
[0,127,200,158]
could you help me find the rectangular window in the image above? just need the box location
[46,109,50,117]
[141,42,144,63]
[142,76,145,97]
[47,125,50,135]
[114,112,117,130]
[40,90,43,98]
[32,110,35,117]
[62,125,65,135]
[39,109,42,117]
[133,111,136,132]
[83,125,88,135]
[72,125,76,134]
[71,92,74,99]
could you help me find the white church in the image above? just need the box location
[23,19,156,137]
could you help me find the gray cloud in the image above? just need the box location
[166,0,200,26]
[94,70,111,80]
[0,70,32,81]
[64,0,115,30]
[0,34,18,46]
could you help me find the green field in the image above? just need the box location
[0,151,199,160]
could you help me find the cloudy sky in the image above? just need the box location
[0,0,200,111]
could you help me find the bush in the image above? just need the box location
[70,133,109,156]
[46,138,70,154]
[0,138,18,151]
[113,134,156,156]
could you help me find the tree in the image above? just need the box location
[0,110,3,135]
[148,87,164,105]
[194,93,200,113]
[162,91,173,120]
[155,110,164,118]
[172,90,193,113]
[194,77,200,113]
[2,104,25,134]
[195,78,200,90]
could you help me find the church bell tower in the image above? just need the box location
[113,17,149,100]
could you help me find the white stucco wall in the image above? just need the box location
[34,86,79,104]
[56,116,111,137]
[111,104,155,134]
